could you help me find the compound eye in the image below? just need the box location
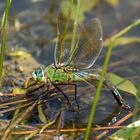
[32,71,37,81]
[40,68,46,82]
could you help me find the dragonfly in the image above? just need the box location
[31,18,132,112]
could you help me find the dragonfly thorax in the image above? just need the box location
[44,65,79,83]
[54,62,78,72]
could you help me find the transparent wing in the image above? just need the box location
[54,15,79,67]
[54,18,103,69]
[68,18,103,69]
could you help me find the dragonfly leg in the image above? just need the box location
[26,83,46,97]
[53,84,71,107]
[72,83,80,111]
[24,76,37,89]
[53,83,80,111]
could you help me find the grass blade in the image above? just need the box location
[0,0,12,86]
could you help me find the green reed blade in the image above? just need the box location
[0,0,12,86]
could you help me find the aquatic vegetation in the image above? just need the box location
[0,0,140,140]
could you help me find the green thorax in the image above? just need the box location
[44,65,79,83]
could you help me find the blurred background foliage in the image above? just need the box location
[0,0,140,139]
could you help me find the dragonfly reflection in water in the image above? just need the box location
[32,18,132,112]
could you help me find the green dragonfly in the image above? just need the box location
[32,18,132,112]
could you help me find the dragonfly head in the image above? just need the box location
[32,67,46,83]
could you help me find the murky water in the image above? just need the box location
[0,0,140,139]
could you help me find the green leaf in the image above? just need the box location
[104,0,119,8]
[136,77,140,99]
[8,50,31,59]
[60,0,84,22]
[107,73,137,96]
[104,37,140,47]
[38,103,47,123]
[60,0,98,23]
[12,87,27,95]
[133,77,140,115]
[109,120,140,140]
[80,0,98,13]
